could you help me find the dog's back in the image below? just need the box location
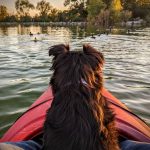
[43,44,120,150]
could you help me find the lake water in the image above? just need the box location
[0,25,150,137]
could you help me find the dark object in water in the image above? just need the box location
[29,32,33,36]
[127,29,130,34]
[91,33,96,39]
[34,37,37,42]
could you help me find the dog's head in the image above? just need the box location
[49,44,104,92]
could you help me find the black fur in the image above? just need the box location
[43,44,120,150]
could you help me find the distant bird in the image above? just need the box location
[127,29,130,34]
[91,33,96,39]
[109,26,112,33]
[29,32,33,36]
[34,37,38,42]
[100,31,109,36]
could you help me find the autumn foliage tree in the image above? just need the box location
[0,5,8,21]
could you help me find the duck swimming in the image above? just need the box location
[91,33,96,39]
[29,32,33,36]
[34,37,38,42]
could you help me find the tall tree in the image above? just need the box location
[120,0,136,10]
[102,0,112,8]
[121,0,150,18]
[137,0,150,6]
[67,1,87,21]
[120,10,132,25]
[64,0,86,6]
[49,8,58,21]
[111,0,123,11]
[36,0,52,18]
[0,5,8,21]
[61,0,87,22]
[87,0,106,19]
[15,0,34,17]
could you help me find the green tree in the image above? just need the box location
[0,5,8,21]
[136,0,150,18]
[15,0,34,17]
[49,8,58,22]
[64,0,86,6]
[102,0,112,8]
[87,0,106,23]
[121,0,150,18]
[137,0,150,6]
[121,0,150,10]
[96,9,110,27]
[36,0,52,21]
[56,10,69,22]
[33,14,40,22]
[6,15,18,22]
[64,0,87,22]
[120,0,136,10]
[68,2,87,21]
[120,10,132,25]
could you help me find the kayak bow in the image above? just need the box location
[0,87,150,142]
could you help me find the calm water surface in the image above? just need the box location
[0,25,150,137]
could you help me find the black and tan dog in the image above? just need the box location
[42,44,120,150]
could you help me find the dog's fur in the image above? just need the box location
[43,44,120,150]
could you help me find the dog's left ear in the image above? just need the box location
[49,44,69,58]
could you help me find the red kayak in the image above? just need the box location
[0,87,150,142]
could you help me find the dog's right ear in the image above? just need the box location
[83,44,105,65]
[49,44,69,57]
[83,44,97,54]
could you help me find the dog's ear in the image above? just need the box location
[83,44,104,61]
[49,44,69,57]
[83,44,97,54]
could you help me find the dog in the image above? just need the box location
[42,44,120,150]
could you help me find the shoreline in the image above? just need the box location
[0,22,87,26]
[0,21,149,28]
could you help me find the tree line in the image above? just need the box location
[0,0,150,26]
[86,0,150,26]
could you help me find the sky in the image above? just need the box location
[0,0,67,15]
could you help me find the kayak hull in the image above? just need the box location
[0,87,150,142]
